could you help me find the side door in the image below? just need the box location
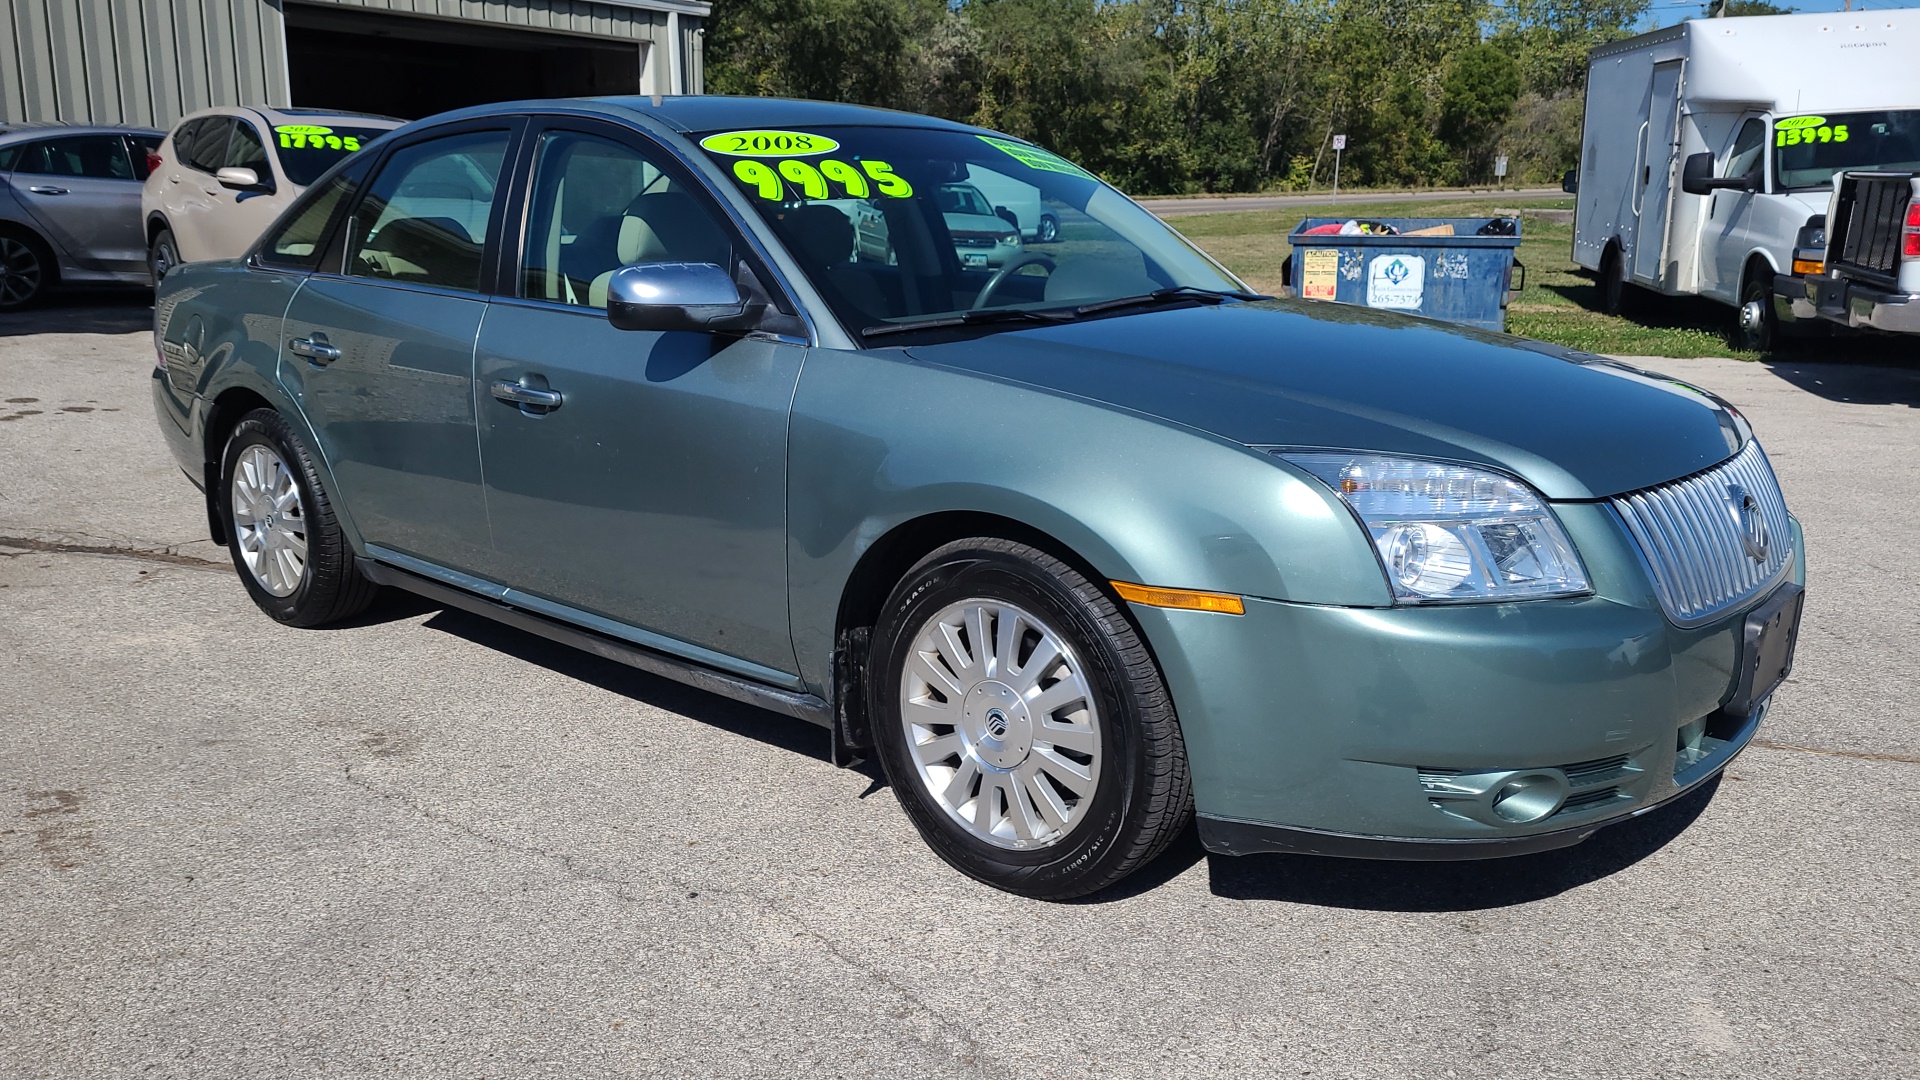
[279,119,522,575]
[201,116,290,260]
[9,134,149,275]
[1703,115,1767,302]
[474,120,807,682]
[1631,60,1683,285]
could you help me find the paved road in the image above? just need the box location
[3,297,1916,1078]
[1142,186,1563,217]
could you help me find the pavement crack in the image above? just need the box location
[0,535,224,571]
[1750,739,1920,765]
[340,762,1012,1077]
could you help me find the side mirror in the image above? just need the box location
[995,206,1019,229]
[1561,169,1578,194]
[606,262,758,333]
[215,166,264,190]
[1681,151,1757,196]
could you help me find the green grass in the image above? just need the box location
[1174,196,1771,359]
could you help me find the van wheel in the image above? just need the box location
[0,233,52,310]
[150,228,180,285]
[1737,273,1777,353]
[1037,213,1059,243]
[868,537,1192,899]
[1598,243,1628,315]
[220,408,380,627]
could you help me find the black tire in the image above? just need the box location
[219,408,379,627]
[149,227,180,286]
[0,230,54,310]
[1598,242,1628,316]
[1037,213,1060,244]
[1736,271,1777,353]
[868,537,1192,899]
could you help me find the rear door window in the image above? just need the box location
[127,134,162,180]
[345,129,509,293]
[185,118,234,174]
[16,135,136,179]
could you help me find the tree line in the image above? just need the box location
[704,0,1677,194]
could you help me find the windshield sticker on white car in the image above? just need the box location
[700,130,841,157]
[977,136,1093,179]
[728,158,913,201]
[1775,115,1847,146]
[274,124,361,151]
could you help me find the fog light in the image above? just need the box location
[1490,773,1566,823]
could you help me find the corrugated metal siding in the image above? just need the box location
[1,0,290,128]
[2,0,703,128]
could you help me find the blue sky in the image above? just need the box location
[1639,0,1918,29]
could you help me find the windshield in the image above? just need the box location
[695,125,1245,339]
[1773,110,1920,191]
[271,123,389,186]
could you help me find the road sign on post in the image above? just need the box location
[1331,134,1346,205]
[1494,154,1509,190]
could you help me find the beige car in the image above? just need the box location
[142,106,399,280]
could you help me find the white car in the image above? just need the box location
[142,106,399,279]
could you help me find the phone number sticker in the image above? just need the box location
[1775,115,1848,147]
[729,158,912,201]
[700,130,841,157]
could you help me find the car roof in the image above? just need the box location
[171,105,403,132]
[373,95,988,141]
[0,122,165,144]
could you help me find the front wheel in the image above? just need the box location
[1736,273,1777,353]
[221,409,379,627]
[1036,213,1060,243]
[868,538,1192,899]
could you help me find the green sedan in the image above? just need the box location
[151,97,1805,899]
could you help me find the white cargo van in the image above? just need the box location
[1572,12,1920,349]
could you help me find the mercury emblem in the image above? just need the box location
[1727,483,1769,563]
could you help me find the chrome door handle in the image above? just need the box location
[490,379,563,411]
[288,335,340,365]
[27,185,68,195]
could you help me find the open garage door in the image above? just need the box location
[285,3,644,121]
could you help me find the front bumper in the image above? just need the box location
[1805,273,1920,334]
[1130,509,1805,860]
[1772,274,1819,323]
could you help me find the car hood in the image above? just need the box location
[902,300,1748,500]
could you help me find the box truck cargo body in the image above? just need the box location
[1573,12,1920,349]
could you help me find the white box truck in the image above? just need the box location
[1571,12,1920,349]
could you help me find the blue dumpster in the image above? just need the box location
[1285,217,1524,332]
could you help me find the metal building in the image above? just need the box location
[1,0,707,129]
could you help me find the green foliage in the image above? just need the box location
[703,0,1648,195]
[1700,0,1790,15]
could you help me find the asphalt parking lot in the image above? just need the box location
[2,294,1916,1078]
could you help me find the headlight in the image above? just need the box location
[1278,452,1590,603]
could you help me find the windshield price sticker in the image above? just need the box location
[730,158,912,201]
[1775,115,1847,147]
[700,130,841,157]
[978,135,1093,178]
[274,124,359,151]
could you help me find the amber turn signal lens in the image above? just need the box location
[1110,581,1245,615]
[1792,259,1824,276]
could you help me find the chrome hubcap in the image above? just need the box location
[230,445,308,597]
[0,237,42,306]
[1739,299,1766,335]
[900,598,1101,849]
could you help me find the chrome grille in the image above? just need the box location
[1610,440,1792,626]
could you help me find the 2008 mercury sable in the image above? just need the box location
[151,97,1805,898]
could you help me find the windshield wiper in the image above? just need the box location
[1070,286,1270,317]
[862,307,1076,339]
